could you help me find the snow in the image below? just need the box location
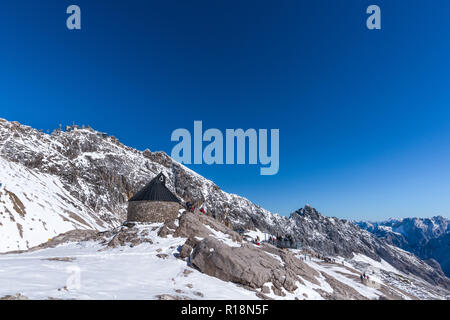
[304,259,382,299]
[0,226,259,300]
[0,157,108,253]
[204,225,241,247]
[295,276,331,300]
[244,229,273,242]
[351,253,400,274]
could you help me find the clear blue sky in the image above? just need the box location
[1,1,449,220]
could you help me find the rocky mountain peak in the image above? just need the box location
[291,205,320,219]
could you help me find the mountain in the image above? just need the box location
[355,217,450,277]
[0,118,279,251]
[0,118,449,300]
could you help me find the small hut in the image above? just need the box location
[127,173,182,223]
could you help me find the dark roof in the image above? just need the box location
[129,173,180,203]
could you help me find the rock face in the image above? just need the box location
[127,201,181,223]
[106,227,153,248]
[188,232,369,299]
[173,211,242,243]
[190,236,321,295]
[192,237,282,290]
[179,243,193,259]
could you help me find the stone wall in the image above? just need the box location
[127,201,181,223]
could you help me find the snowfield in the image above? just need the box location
[0,224,257,300]
[0,157,111,253]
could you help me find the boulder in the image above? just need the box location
[174,211,242,243]
[107,227,153,248]
[0,293,28,300]
[191,237,289,290]
[179,244,193,259]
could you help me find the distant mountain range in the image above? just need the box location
[355,217,450,277]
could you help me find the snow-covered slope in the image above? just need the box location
[355,217,450,277]
[0,223,258,300]
[0,157,109,252]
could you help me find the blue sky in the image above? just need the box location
[1,1,449,220]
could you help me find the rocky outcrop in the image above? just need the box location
[179,241,195,259]
[173,211,242,243]
[191,237,281,290]
[0,293,28,300]
[190,236,320,296]
[3,229,100,254]
[106,227,153,248]
[1,224,153,253]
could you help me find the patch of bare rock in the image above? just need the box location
[189,236,321,296]
[0,293,28,300]
[43,257,76,262]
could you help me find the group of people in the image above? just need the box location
[360,273,370,283]
[299,254,311,262]
[185,200,233,228]
[185,201,206,215]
